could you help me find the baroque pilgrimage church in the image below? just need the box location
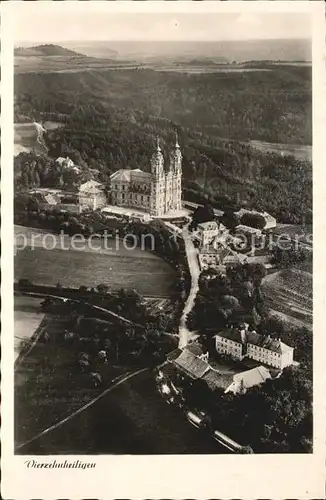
[78,136,182,217]
[110,136,182,216]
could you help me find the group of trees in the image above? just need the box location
[14,151,90,193]
[207,366,312,453]
[14,64,312,225]
[189,202,215,230]
[270,243,309,268]
[38,296,174,381]
[188,262,266,333]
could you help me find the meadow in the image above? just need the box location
[249,140,312,162]
[15,246,176,297]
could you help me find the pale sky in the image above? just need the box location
[11,5,311,44]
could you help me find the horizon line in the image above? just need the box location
[15,36,311,46]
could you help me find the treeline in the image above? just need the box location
[15,280,179,336]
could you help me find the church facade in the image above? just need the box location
[109,137,182,217]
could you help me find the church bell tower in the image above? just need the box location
[169,132,182,211]
[150,137,165,216]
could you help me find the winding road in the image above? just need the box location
[179,224,200,347]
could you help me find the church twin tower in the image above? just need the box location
[109,134,182,217]
[150,135,182,216]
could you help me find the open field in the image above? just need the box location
[14,225,166,260]
[18,369,223,455]
[14,55,139,74]
[14,121,63,156]
[15,53,276,76]
[263,268,312,329]
[14,226,176,297]
[14,295,45,361]
[249,140,312,162]
[15,247,175,297]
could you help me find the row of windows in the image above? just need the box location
[248,346,280,358]
[217,339,283,359]
[113,193,150,202]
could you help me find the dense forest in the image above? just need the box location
[14,65,312,224]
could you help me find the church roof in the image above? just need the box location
[110,169,152,183]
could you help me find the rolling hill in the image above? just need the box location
[14,44,84,58]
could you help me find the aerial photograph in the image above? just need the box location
[13,8,312,455]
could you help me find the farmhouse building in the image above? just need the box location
[164,342,273,395]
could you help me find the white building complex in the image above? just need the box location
[214,324,294,370]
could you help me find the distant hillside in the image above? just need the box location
[14,44,84,58]
[63,38,311,63]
